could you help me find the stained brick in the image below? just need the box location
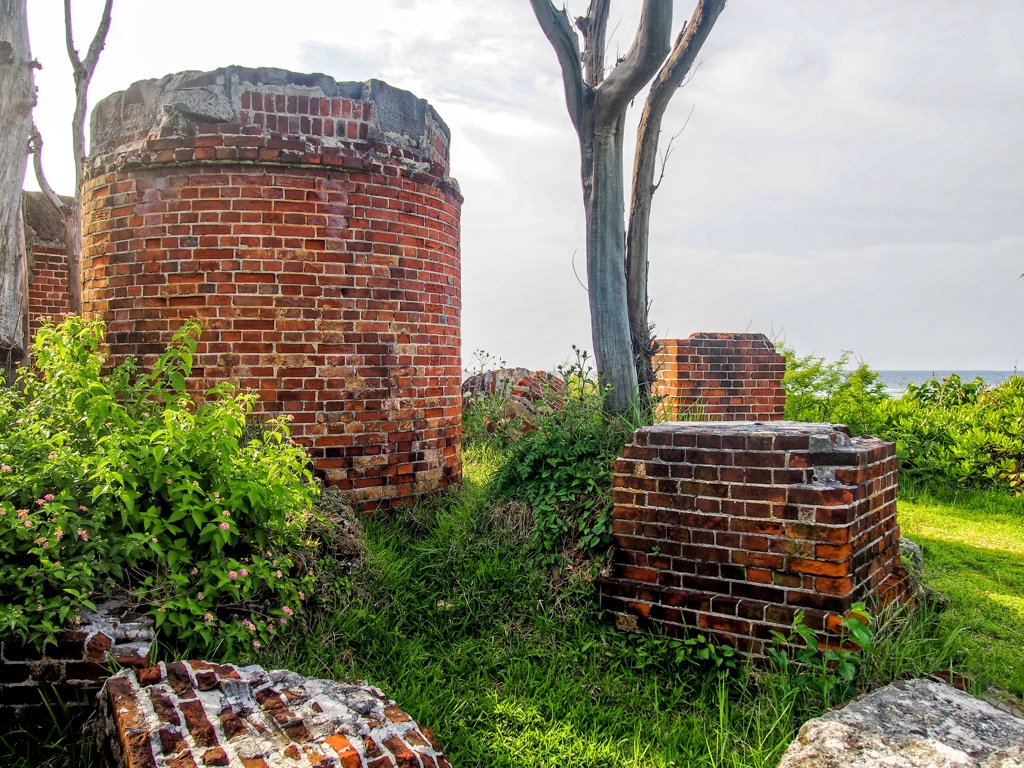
[75,68,462,512]
[598,422,910,658]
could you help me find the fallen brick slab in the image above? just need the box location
[95,661,452,768]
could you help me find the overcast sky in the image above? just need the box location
[26,0,1024,371]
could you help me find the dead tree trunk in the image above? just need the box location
[30,0,112,317]
[626,0,727,409]
[0,0,34,369]
[531,0,672,413]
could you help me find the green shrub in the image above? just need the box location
[493,349,638,567]
[782,346,1023,491]
[878,374,1024,488]
[781,347,888,437]
[0,317,318,653]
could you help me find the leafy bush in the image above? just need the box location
[878,374,1024,488]
[0,317,319,653]
[781,347,888,437]
[492,349,637,567]
[767,603,874,711]
[782,347,1023,491]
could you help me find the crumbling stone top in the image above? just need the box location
[96,660,452,767]
[630,422,893,471]
[648,421,850,436]
[776,678,1024,768]
[90,66,451,171]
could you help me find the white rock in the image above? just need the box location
[777,679,1024,768]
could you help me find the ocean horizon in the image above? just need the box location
[877,370,1018,396]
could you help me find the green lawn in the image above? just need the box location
[898,485,1024,697]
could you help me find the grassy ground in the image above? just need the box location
[898,484,1024,697]
[3,446,1017,767]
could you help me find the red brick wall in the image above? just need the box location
[600,422,909,656]
[654,333,785,421]
[81,70,462,510]
[27,241,70,336]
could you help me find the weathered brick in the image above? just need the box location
[598,422,910,658]
[75,68,462,512]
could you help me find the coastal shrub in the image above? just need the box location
[0,317,318,653]
[781,347,888,437]
[782,348,1022,490]
[878,374,1023,488]
[493,349,636,567]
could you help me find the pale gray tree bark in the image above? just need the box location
[30,0,112,317]
[0,0,35,367]
[627,0,726,408]
[531,0,673,412]
[531,0,725,412]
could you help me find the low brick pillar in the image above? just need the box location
[600,422,910,655]
[653,333,786,421]
[0,601,152,723]
[96,661,452,767]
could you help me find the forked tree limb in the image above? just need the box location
[31,0,113,317]
[65,0,112,189]
[29,123,66,216]
[594,0,672,125]
[626,0,727,403]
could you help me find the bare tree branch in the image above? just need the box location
[625,0,727,407]
[644,0,724,136]
[67,0,112,189]
[595,0,673,124]
[576,0,610,87]
[63,0,79,68]
[652,104,694,193]
[28,123,66,215]
[529,0,587,137]
[81,0,112,75]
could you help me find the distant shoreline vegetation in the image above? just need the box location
[782,348,1023,490]
[877,370,1019,396]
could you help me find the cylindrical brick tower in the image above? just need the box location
[82,67,462,509]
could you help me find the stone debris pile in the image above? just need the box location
[96,661,452,768]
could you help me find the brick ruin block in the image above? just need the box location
[22,191,72,337]
[81,67,462,510]
[0,601,152,723]
[95,660,452,768]
[653,333,786,422]
[599,421,911,656]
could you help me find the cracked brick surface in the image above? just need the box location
[96,661,451,768]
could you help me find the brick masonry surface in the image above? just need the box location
[22,191,72,336]
[95,661,452,768]
[653,333,785,422]
[81,68,462,510]
[0,601,152,723]
[599,421,910,655]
